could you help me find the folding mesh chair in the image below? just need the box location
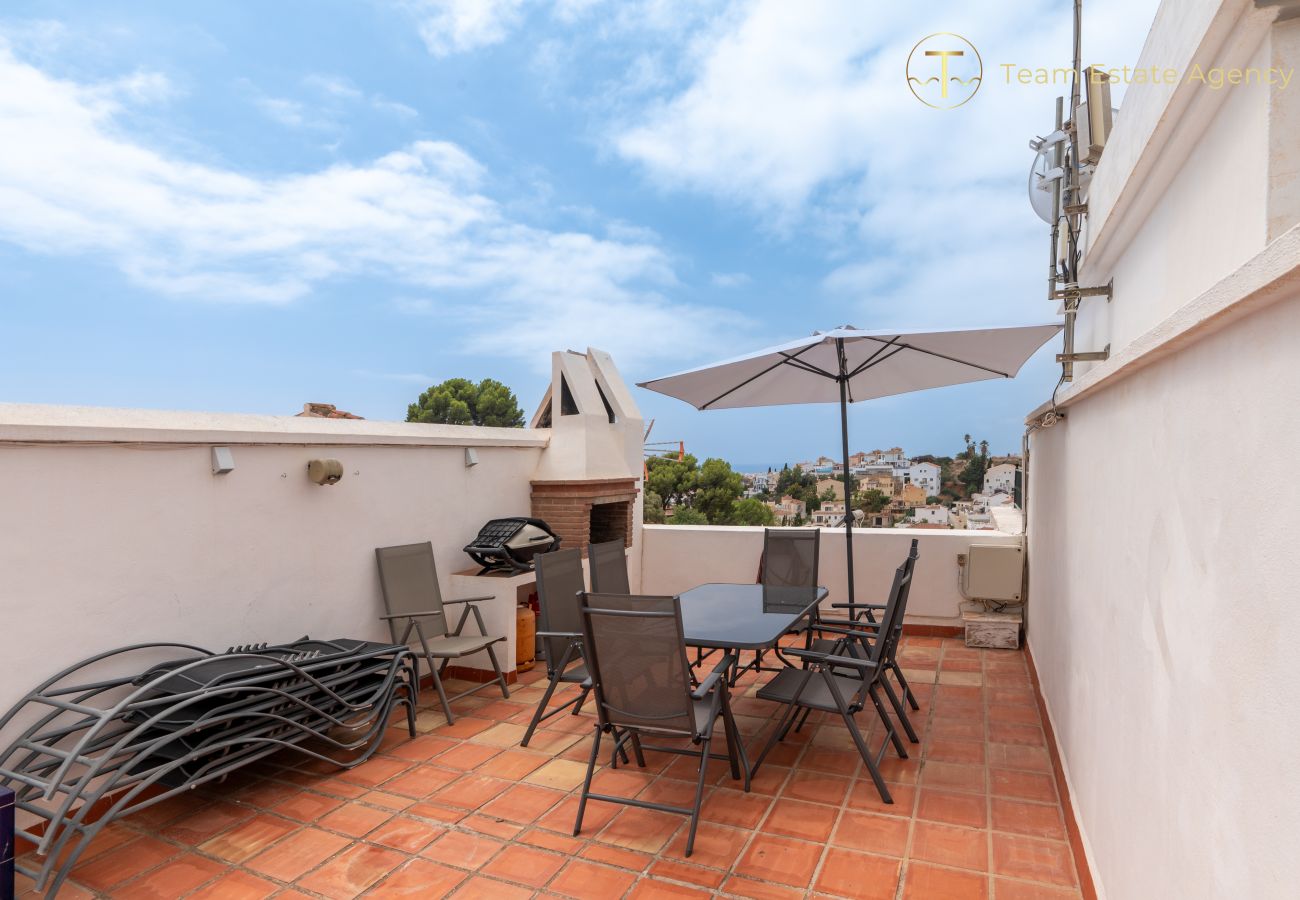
[588,539,630,594]
[725,528,821,681]
[750,559,914,804]
[573,592,749,857]
[375,542,510,725]
[811,538,922,740]
[521,548,592,747]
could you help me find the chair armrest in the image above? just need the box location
[379,610,444,621]
[785,647,877,672]
[818,615,880,631]
[813,623,881,641]
[445,595,494,605]
[690,653,736,700]
[536,630,582,639]
[829,602,886,610]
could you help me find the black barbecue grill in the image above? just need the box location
[464,517,561,573]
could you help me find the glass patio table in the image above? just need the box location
[677,583,828,653]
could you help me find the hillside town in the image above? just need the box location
[743,442,1022,531]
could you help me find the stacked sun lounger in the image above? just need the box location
[0,638,417,897]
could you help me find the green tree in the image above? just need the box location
[694,458,744,525]
[645,452,699,507]
[643,491,666,524]
[669,506,708,525]
[854,489,890,514]
[730,498,776,526]
[407,378,525,427]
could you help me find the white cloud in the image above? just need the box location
[710,272,749,288]
[0,40,747,369]
[397,0,528,57]
[610,0,1160,325]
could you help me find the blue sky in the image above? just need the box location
[0,0,1159,466]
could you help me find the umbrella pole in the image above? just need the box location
[837,340,855,606]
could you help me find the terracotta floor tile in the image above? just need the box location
[336,756,412,788]
[524,758,592,791]
[199,813,298,863]
[480,843,566,888]
[638,776,705,808]
[297,842,403,900]
[406,801,469,825]
[831,809,910,857]
[420,829,505,870]
[275,790,345,822]
[813,847,901,900]
[626,877,713,898]
[916,789,989,829]
[368,858,467,897]
[113,853,226,899]
[992,877,1083,899]
[471,722,530,747]
[989,704,1043,725]
[186,869,278,900]
[649,857,726,889]
[72,837,179,891]
[991,834,1077,887]
[461,812,525,840]
[245,828,350,882]
[472,783,564,826]
[721,875,807,900]
[847,778,916,814]
[991,769,1058,803]
[449,873,535,899]
[548,859,638,899]
[161,801,255,845]
[988,722,1046,747]
[436,742,503,771]
[387,734,458,762]
[991,797,1067,841]
[317,802,392,837]
[382,764,460,798]
[902,862,990,900]
[542,795,618,836]
[928,738,987,765]
[433,774,513,810]
[475,747,550,780]
[760,797,838,842]
[782,769,853,805]
[597,807,683,854]
[434,717,497,740]
[733,834,822,888]
[363,815,443,853]
[921,761,988,794]
[986,743,1052,773]
[699,787,769,828]
[911,820,989,871]
[519,826,583,854]
[574,843,647,876]
[661,820,751,869]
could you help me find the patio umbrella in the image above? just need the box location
[636,323,1063,604]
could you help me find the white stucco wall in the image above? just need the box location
[641,524,1022,625]
[1027,288,1300,899]
[1024,5,1300,897]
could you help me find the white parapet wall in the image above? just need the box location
[0,404,552,721]
[640,524,1023,626]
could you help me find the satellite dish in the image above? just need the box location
[1027,144,1059,225]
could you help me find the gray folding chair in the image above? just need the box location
[813,538,922,739]
[375,542,510,724]
[521,548,592,747]
[573,592,749,857]
[750,559,914,804]
[588,539,630,594]
[727,528,821,680]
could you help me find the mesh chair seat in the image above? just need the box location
[522,548,594,747]
[419,634,505,657]
[557,663,589,683]
[756,666,870,713]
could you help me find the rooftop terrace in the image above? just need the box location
[15,638,1081,900]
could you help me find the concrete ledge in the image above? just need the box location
[0,403,550,448]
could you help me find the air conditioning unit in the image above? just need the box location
[961,544,1023,604]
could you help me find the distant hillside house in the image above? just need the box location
[905,461,941,497]
[984,462,1018,495]
[296,403,364,420]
